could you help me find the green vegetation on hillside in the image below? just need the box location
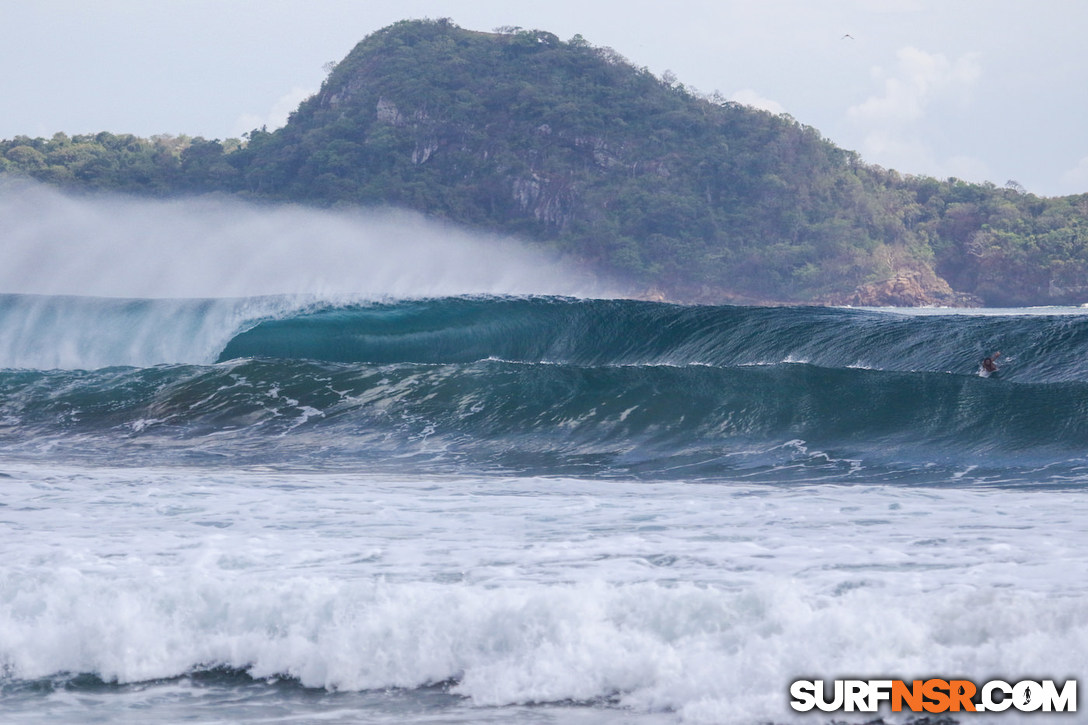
[4,18,1088,305]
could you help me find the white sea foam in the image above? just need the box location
[2,465,1086,723]
[6,572,1083,724]
[859,305,1088,317]
[0,293,307,369]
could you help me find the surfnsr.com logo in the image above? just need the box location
[790,679,1077,714]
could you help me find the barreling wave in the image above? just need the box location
[6,292,1088,380]
[215,296,1088,382]
[2,294,1087,483]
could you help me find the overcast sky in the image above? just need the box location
[2,0,1085,197]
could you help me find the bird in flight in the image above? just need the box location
[841,33,855,40]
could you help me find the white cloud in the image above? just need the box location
[848,46,981,124]
[233,86,313,137]
[729,89,786,115]
[942,154,991,184]
[845,45,986,180]
[854,128,990,183]
[853,0,924,13]
[1060,155,1088,193]
[855,129,928,163]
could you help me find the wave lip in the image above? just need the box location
[0,293,317,370]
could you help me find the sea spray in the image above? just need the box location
[0,179,603,300]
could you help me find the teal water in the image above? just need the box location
[1,294,1086,724]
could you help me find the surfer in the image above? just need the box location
[981,351,1002,376]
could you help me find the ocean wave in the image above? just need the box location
[0,356,1086,482]
[5,293,1088,383]
[2,572,1082,724]
[2,294,1087,481]
[217,296,1088,383]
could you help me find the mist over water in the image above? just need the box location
[0,179,604,299]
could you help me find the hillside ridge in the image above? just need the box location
[3,18,1088,306]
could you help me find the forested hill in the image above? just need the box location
[4,18,1088,306]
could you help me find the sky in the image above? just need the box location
[1,0,1086,197]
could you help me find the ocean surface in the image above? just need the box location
[1,293,1086,724]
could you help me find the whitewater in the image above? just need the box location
[1,183,1086,724]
